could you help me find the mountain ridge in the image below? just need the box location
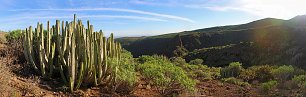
[117,15,306,69]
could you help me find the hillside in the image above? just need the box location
[117,15,306,69]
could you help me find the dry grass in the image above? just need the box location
[0,32,6,43]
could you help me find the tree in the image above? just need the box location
[173,34,188,57]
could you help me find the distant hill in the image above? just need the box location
[117,15,306,69]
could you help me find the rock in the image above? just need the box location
[146,85,151,89]
[25,93,34,97]
[138,84,143,88]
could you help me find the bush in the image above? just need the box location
[253,65,275,82]
[189,59,203,65]
[137,55,168,64]
[181,63,220,81]
[221,62,243,78]
[302,82,306,96]
[137,55,196,95]
[210,67,221,80]
[260,80,278,94]
[5,30,23,43]
[292,75,306,88]
[115,50,138,94]
[169,57,186,66]
[221,77,250,86]
[272,65,295,82]
[239,65,274,82]
[239,68,256,82]
[292,67,306,76]
[4,30,25,64]
[185,65,210,80]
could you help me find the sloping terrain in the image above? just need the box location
[118,15,306,69]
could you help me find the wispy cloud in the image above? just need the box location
[186,0,306,19]
[129,0,306,19]
[80,15,167,22]
[129,0,174,7]
[0,15,167,24]
[9,8,194,23]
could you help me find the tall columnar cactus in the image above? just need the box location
[23,14,122,92]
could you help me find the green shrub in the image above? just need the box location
[137,55,154,64]
[260,80,278,94]
[182,64,220,81]
[239,65,274,82]
[210,67,221,80]
[292,75,306,88]
[221,77,250,86]
[302,82,306,96]
[292,67,306,76]
[169,57,186,66]
[115,50,138,94]
[189,59,203,65]
[5,30,25,64]
[221,62,243,78]
[239,68,256,82]
[272,65,295,82]
[137,55,196,95]
[5,30,23,43]
[253,65,275,82]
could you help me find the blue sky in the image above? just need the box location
[1,0,306,37]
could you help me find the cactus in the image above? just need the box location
[23,14,122,92]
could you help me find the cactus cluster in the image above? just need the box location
[23,14,122,92]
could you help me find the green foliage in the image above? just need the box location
[137,55,196,95]
[239,68,256,82]
[221,62,243,78]
[115,50,137,94]
[210,67,222,79]
[292,75,306,88]
[137,55,168,64]
[5,30,23,43]
[169,57,186,66]
[189,59,203,65]
[117,50,137,85]
[174,57,220,81]
[221,77,250,86]
[272,65,295,82]
[182,64,220,81]
[303,82,306,96]
[260,80,278,94]
[239,65,274,82]
[173,46,188,57]
[23,14,123,92]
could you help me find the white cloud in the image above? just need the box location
[0,15,167,24]
[81,15,167,22]
[202,0,306,19]
[9,8,194,23]
[132,0,306,19]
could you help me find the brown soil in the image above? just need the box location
[191,80,259,97]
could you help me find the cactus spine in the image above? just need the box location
[23,14,122,92]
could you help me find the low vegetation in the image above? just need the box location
[137,55,196,95]
[260,80,278,94]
